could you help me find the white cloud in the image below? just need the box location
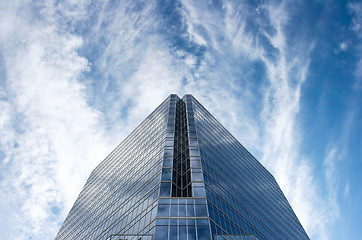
[177,0,263,149]
[175,3,335,237]
[120,37,184,125]
[348,2,362,90]
[349,2,362,35]
[176,3,341,239]
[334,40,350,55]
[344,181,351,199]
[322,146,341,217]
[0,1,110,239]
[246,2,339,239]
[0,2,193,237]
[184,55,197,67]
[179,2,208,47]
[340,41,349,51]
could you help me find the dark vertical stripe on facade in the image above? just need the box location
[172,99,192,197]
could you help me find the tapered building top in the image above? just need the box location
[55,94,309,240]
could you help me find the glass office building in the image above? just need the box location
[55,94,309,240]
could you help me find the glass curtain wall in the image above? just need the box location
[56,94,309,240]
[154,95,211,240]
[189,95,309,240]
[56,96,173,240]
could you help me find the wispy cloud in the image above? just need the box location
[323,145,341,216]
[254,2,342,239]
[178,0,263,147]
[0,2,192,237]
[348,1,362,90]
[0,1,110,239]
[176,1,341,239]
[73,1,191,139]
[344,181,351,199]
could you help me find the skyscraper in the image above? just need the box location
[55,94,309,240]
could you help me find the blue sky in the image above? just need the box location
[0,0,361,239]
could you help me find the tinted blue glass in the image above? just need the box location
[56,94,308,240]
[197,226,211,240]
[161,169,172,181]
[56,96,175,239]
[179,204,186,217]
[195,204,208,217]
[169,226,177,240]
[189,95,309,240]
[155,225,168,239]
[188,225,196,240]
[193,186,206,197]
[191,172,203,181]
[190,160,201,168]
[157,204,169,217]
[187,204,194,217]
[179,225,187,239]
[157,218,169,225]
[163,159,172,167]
[179,218,186,225]
[160,182,171,197]
[170,204,178,217]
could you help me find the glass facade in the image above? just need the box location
[55,94,309,240]
[188,95,309,240]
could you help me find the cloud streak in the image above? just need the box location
[250,2,342,239]
[0,1,110,239]
[174,1,340,239]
